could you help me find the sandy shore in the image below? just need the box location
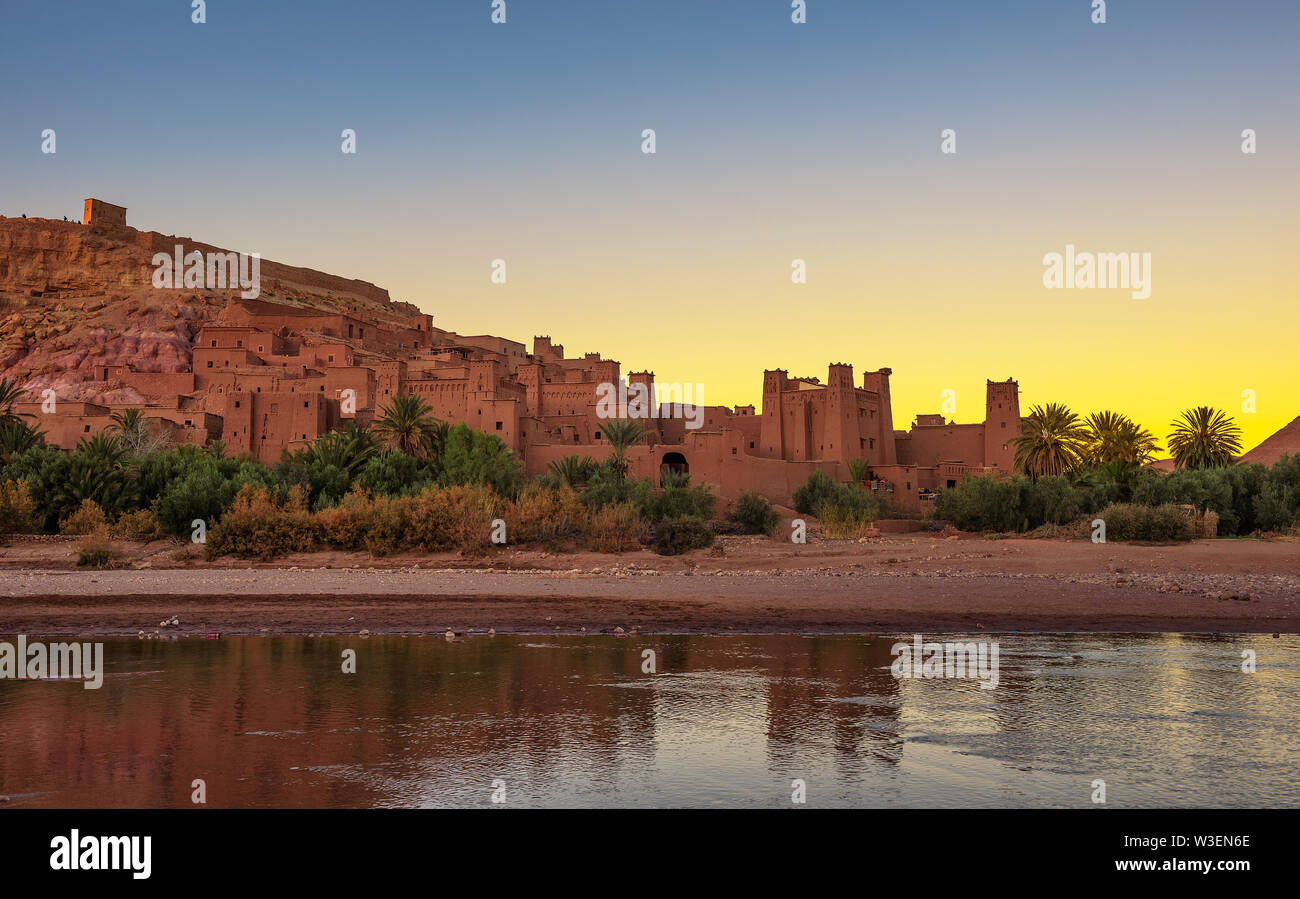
[1,533,1296,635]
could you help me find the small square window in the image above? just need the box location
[495,421,503,430]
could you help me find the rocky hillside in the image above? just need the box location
[0,215,419,405]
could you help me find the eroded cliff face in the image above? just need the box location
[0,216,412,405]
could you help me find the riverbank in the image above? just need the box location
[1,534,1296,635]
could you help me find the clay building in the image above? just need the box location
[20,199,1026,509]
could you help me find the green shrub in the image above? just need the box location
[727,490,779,536]
[438,424,523,497]
[642,477,715,522]
[1097,503,1193,542]
[653,517,714,555]
[793,470,841,516]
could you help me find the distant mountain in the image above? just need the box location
[1240,415,1300,467]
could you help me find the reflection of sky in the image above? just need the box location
[0,634,1296,808]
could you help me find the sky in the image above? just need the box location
[3,0,1297,450]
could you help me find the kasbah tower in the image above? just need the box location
[3,199,1023,511]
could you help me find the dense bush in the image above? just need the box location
[793,470,841,516]
[111,506,165,541]
[653,517,714,555]
[0,479,37,536]
[76,529,118,568]
[505,485,587,546]
[589,502,645,553]
[641,476,715,522]
[438,424,523,497]
[60,499,107,536]
[1096,503,1193,542]
[205,486,314,560]
[727,490,780,536]
[935,475,1091,533]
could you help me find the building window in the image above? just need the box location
[84,425,91,433]
[211,340,217,347]
[1001,421,1006,428]
[731,448,737,455]
[495,421,503,430]
[236,340,243,348]
[749,442,755,449]
[595,432,601,440]
[303,401,309,408]
[207,361,214,368]
[234,401,241,408]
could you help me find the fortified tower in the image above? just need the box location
[983,378,1020,472]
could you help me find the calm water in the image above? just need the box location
[0,634,1296,808]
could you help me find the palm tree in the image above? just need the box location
[299,423,377,478]
[1010,403,1088,479]
[1168,406,1242,469]
[0,417,43,463]
[600,419,645,480]
[847,458,871,483]
[548,455,597,488]
[371,394,442,458]
[0,377,31,423]
[109,407,171,455]
[1081,410,1161,467]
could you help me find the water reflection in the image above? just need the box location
[0,634,1295,808]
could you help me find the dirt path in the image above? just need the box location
[1,534,1296,634]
